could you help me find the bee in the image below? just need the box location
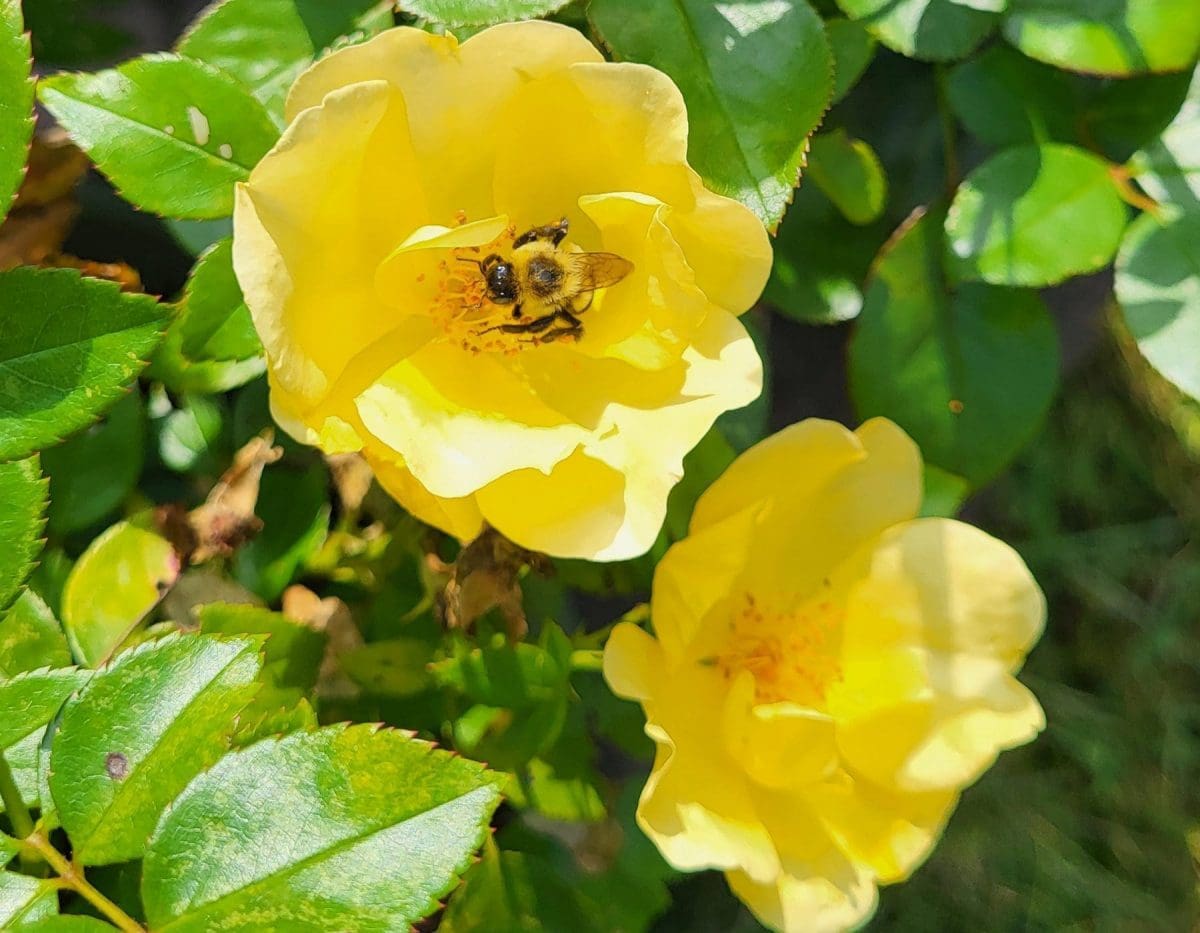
[464,218,633,343]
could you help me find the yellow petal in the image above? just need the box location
[807,772,958,883]
[366,452,484,543]
[691,417,922,598]
[373,214,511,308]
[636,666,781,880]
[727,856,878,933]
[285,22,603,221]
[355,342,586,499]
[723,673,839,791]
[831,648,1045,794]
[841,517,1046,668]
[234,79,423,408]
[491,62,694,231]
[602,621,665,701]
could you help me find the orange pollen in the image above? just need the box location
[715,592,844,707]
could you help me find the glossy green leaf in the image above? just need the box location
[61,520,181,668]
[1116,211,1200,401]
[157,393,229,474]
[945,144,1128,287]
[0,592,70,677]
[0,457,46,615]
[16,918,117,932]
[175,238,261,363]
[233,460,330,601]
[850,207,1059,485]
[826,17,876,103]
[1130,105,1200,211]
[50,633,262,865]
[38,54,279,220]
[441,847,603,933]
[0,834,16,867]
[179,0,392,116]
[142,724,502,930]
[0,269,167,462]
[0,872,57,926]
[806,130,887,225]
[948,45,1192,160]
[400,0,572,26]
[1003,0,1200,76]
[765,180,887,323]
[590,0,833,229]
[0,667,86,814]
[43,391,145,536]
[835,0,997,61]
[0,0,32,225]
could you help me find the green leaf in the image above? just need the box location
[156,393,229,475]
[850,206,1059,485]
[835,0,997,61]
[0,667,86,814]
[233,460,330,601]
[921,464,970,517]
[197,602,326,714]
[1130,104,1200,211]
[0,872,57,926]
[1003,0,1200,76]
[61,520,181,668]
[948,45,1192,160]
[765,179,887,323]
[441,847,603,933]
[38,54,279,220]
[806,129,887,225]
[400,0,572,26]
[179,0,393,116]
[945,144,1128,287]
[590,0,833,230]
[50,633,262,865]
[826,17,876,103]
[0,0,33,226]
[176,238,261,362]
[43,391,145,536]
[0,592,70,678]
[433,628,572,710]
[141,724,502,930]
[339,638,434,696]
[0,269,167,462]
[0,833,16,867]
[0,457,47,615]
[1116,211,1200,401]
[15,918,117,932]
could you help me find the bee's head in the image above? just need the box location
[479,253,518,304]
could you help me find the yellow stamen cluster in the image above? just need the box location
[717,592,844,707]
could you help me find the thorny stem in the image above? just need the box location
[21,833,146,933]
[934,65,961,196]
[0,752,33,841]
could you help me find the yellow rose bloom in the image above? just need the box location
[232,22,770,560]
[604,418,1045,932]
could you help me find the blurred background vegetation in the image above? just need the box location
[14,0,1200,929]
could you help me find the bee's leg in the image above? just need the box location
[510,302,524,320]
[538,323,584,344]
[481,312,558,335]
[513,218,570,249]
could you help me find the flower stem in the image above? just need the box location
[0,752,33,841]
[1108,164,1163,218]
[21,833,145,933]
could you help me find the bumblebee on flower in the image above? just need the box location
[233,20,770,562]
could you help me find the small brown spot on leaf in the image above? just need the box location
[105,752,129,781]
[948,399,964,414]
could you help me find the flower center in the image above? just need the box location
[716,592,844,707]
[427,220,527,355]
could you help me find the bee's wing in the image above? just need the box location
[567,252,634,291]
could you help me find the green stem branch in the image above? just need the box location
[21,833,145,933]
[934,65,961,196]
